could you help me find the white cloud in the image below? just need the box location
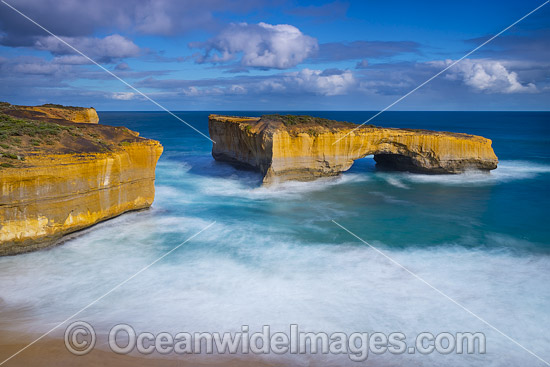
[183,84,245,96]
[229,84,247,94]
[52,55,94,65]
[180,68,355,97]
[112,92,136,100]
[435,59,537,94]
[278,68,355,96]
[181,86,224,96]
[191,22,318,69]
[34,34,140,63]
[7,58,72,75]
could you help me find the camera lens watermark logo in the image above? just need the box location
[64,321,96,355]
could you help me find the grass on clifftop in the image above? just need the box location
[39,103,92,110]
[1,114,73,166]
[263,114,377,129]
[0,113,77,146]
[0,101,89,111]
[0,113,74,137]
[264,114,341,127]
[0,113,114,168]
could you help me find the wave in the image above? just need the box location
[384,160,550,187]
[158,156,371,201]
[1,220,548,366]
[1,153,547,366]
[380,175,410,189]
[164,156,550,196]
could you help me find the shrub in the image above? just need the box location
[0,113,75,138]
[2,152,18,159]
[307,129,318,136]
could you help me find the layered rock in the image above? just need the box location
[0,104,162,255]
[209,114,498,184]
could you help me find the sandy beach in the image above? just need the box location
[0,329,278,367]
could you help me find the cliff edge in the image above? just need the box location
[0,103,162,255]
[209,114,498,184]
[1,102,99,124]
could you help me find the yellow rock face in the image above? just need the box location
[209,114,498,184]
[0,141,163,255]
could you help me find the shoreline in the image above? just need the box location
[0,329,280,367]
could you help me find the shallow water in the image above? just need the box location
[1,111,549,366]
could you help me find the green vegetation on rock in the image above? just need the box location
[40,103,90,110]
[262,114,377,129]
[0,114,75,156]
[0,113,113,164]
[0,113,73,138]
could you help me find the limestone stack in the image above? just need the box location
[209,114,498,184]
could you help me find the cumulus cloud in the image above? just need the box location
[111,92,137,100]
[278,68,355,95]
[435,59,538,94]
[147,68,355,97]
[11,61,71,76]
[0,0,272,46]
[190,22,318,69]
[34,34,140,64]
[182,86,226,97]
[52,55,94,65]
[0,56,73,77]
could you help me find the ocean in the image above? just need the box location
[1,111,549,366]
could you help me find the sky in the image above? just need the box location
[0,0,549,111]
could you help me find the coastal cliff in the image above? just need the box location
[0,103,162,255]
[1,102,99,124]
[209,114,498,184]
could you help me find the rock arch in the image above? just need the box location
[209,114,498,184]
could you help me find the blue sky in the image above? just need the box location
[0,0,549,110]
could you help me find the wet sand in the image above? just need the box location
[0,330,278,367]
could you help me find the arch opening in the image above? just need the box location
[373,153,421,172]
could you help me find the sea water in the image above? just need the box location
[0,111,549,366]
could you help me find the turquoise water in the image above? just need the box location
[1,111,549,366]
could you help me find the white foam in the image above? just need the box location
[381,175,410,189]
[1,220,549,366]
[157,157,549,197]
[191,170,369,201]
[1,156,549,366]
[393,160,550,186]
[369,191,412,205]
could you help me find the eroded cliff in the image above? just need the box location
[1,102,99,124]
[0,104,162,255]
[209,114,498,184]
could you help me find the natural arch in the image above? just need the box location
[209,114,499,184]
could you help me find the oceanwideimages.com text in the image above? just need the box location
[65,322,486,362]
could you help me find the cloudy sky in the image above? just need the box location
[0,0,549,110]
